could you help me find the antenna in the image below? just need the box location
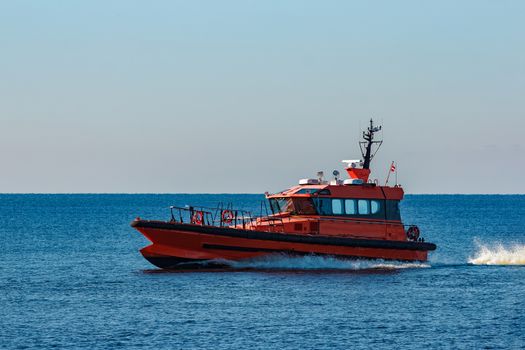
[359,118,383,169]
[317,171,324,183]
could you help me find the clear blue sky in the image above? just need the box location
[1,1,524,193]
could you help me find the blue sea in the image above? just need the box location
[1,194,524,349]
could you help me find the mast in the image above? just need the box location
[343,118,383,182]
[360,119,382,169]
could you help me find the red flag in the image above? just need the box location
[390,162,396,172]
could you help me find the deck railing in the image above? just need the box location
[169,205,267,230]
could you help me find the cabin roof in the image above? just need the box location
[267,184,404,200]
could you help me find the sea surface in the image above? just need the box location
[1,194,524,349]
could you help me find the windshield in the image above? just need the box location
[269,197,317,215]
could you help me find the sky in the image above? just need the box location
[1,1,524,194]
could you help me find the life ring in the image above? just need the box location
[222,210,234,224]
[192,211,204,225]
[406,225,420,241]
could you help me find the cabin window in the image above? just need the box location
[332,199,343,215]
[314,198,386,218]
[269,197,317,215]
[293,198,317,215]
[345,199,356,215]
[269,198,294,214]
[358,200,369,215]
[312,198,332,215]
[385,200,401,221]
[370,200,381,214]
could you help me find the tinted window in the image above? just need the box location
[345,199,356,215]
[385,200,401,220]
[371,200,380,214]
[332,199,343,214]
[314,198,388,217]
[358,200,369,215]
[269,198,294,213]
[293,198,317,215]
[313,198,332,215]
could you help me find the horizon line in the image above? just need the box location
[0,192,524,195]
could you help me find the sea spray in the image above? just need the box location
[227,254,430,270]
[469,242,525,265]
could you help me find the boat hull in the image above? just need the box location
[132,220,436,269]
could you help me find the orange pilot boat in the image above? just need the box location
[131,120,436,269]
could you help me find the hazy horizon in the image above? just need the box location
[1,193,524,196]
[2,1,524,194]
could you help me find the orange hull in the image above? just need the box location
[132,220,436,269]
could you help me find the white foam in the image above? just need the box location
[469,243,525,265]
[226,254,430,270]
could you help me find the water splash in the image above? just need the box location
[469,243,525,265]
[226,254,430,271]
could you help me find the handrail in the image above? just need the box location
[169,205,259,229]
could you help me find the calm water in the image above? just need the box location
[1,194,524,349]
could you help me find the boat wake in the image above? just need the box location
[226,254,430,271]
[468,242,525,266]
